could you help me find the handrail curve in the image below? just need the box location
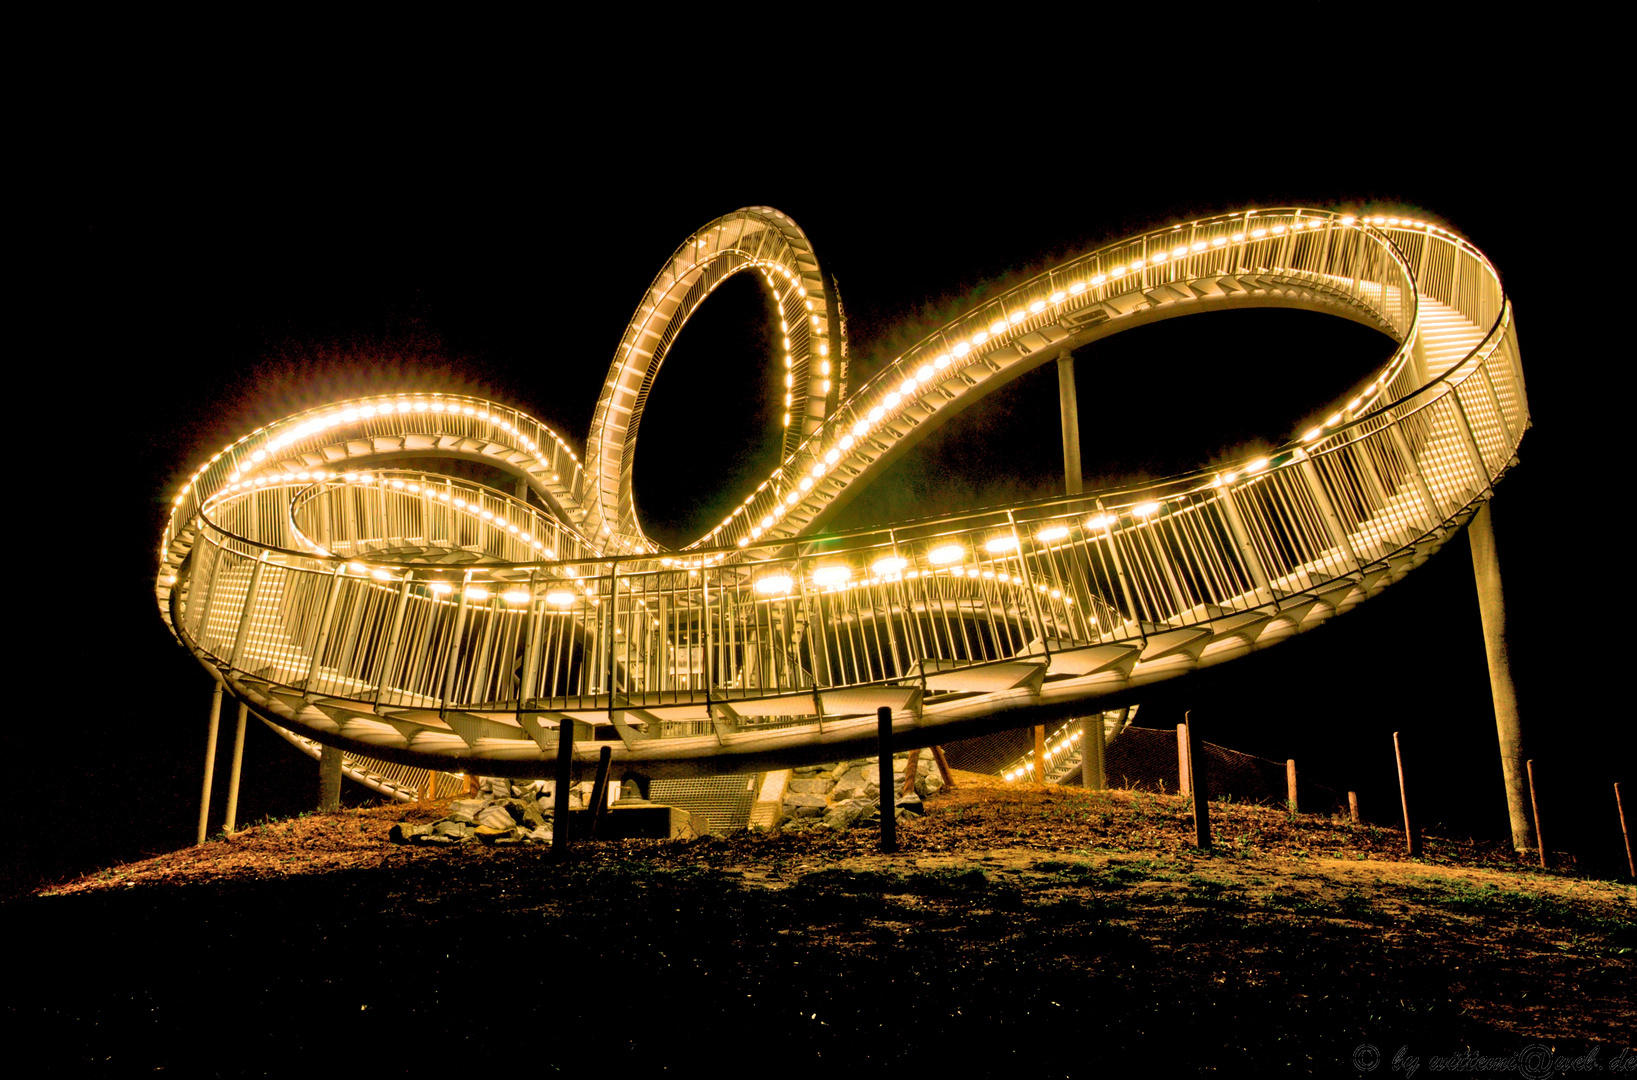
[156,205,1526,780]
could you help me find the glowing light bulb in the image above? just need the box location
[984,535,1018,554]
[812,565,851,586]
[502,589,530,605]
[871,556,907,576]
[755,574,793,595]
[546,590,575,607]
[928,544,964,565]
[1037,526,1070,542]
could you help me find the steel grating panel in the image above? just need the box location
[649,775,759,831]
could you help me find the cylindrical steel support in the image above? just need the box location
[196,681,224,844]
[1218,484,1273,601]
[1057,352,1083,497]
[1467,501,1534,852]
[373,574,414,708]
[1080,715,1105,792]
[224,701,249,833]
[877,706,898,853]
[1297,454,1361,573]
[318,745,343,811]
[553,716,575,860]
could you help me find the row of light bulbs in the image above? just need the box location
[167,394,580,569]
[1003,727,1082,783]
[719,210,1444,554]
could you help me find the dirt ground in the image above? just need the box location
[11,773,1634,1075]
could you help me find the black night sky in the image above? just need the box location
[14,108,1624,896]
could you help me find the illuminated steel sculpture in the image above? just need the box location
[156,207,1526,814]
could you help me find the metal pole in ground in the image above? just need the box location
[1286,759,1299,813]
[1394,731,1420,857]
[553,718,575,860]
[587,746,613,839]
[196,680,224,844]
[1526,759,1546,869]
[1185,711,1210,850]
[877,706,898,853]
[1616,784,1634,879]
[1176,723,1191,797]
[1033,725,1047,782]
[224,701,249,833]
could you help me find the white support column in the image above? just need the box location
[1057,352,1083,497]
[196,680,224,844]
[224,701,249,833]
[1468,501,1533,852]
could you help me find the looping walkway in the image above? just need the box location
[156,207,1525,786]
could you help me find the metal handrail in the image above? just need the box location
[156,205,1526,769]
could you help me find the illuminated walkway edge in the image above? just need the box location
[155,206,1526,792]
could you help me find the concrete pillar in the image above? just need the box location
[318,744,343,811]
[196,681,224,844]
[224,702,249,833]
[1057,352,1083,497]
[1080,715,1105,791]
[1468,501,1534,852]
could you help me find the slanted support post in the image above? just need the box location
[1395,730,1420,858]
[1467,501,1534,852]
[1057,351,1083,497]
[1186,711,1211,850]
[196,680,224,844]
[587,746,613,838]
[224,701,249,833]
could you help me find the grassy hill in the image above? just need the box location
[8,775,1632,1075]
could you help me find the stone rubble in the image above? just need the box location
[389,778,611,847]
[781,749,939,831]
[392,754,941,843]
